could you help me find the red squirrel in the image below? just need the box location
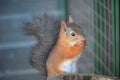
[25,15,87,79]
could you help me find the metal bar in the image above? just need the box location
[94,0,100,74]
[99,0,102,74]
[115,0,119,77]
[112,0,116,76]
[112,0,120,77]
[105,0,113,76]
[97,1,101,74]
[59,0,68,21]
[100,0,105,75]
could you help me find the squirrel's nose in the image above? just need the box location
[79,40,86,46]
[79,39,88,46]
[82,40,88,45]
[78,35,86,41]
[77,35,88,46]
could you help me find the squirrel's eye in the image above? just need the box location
[70,31,76,37]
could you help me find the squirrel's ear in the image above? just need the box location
[69,16,74,23]
[61,20,67,31]
[61,20,67,27]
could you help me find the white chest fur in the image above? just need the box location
[59,55,80,73]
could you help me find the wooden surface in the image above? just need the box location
[47,74,119,80]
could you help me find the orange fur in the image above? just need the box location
[46,19,87,76]
[46,38,85,75]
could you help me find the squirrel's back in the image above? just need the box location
[24,15,60,79]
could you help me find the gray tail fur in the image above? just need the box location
[24,15,60,79]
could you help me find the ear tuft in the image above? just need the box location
[69,16,74,23]
[60,20,67,37]
[61,20,67,27]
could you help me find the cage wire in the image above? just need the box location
[52,0,119,79]
[93,0,119,77]
[65,0,119,78]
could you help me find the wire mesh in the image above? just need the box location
[93,0,119,77]
[68,0,119,77]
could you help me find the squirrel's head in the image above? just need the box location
[59,16,88,47]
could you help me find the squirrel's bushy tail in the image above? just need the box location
[24,15,60,79]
